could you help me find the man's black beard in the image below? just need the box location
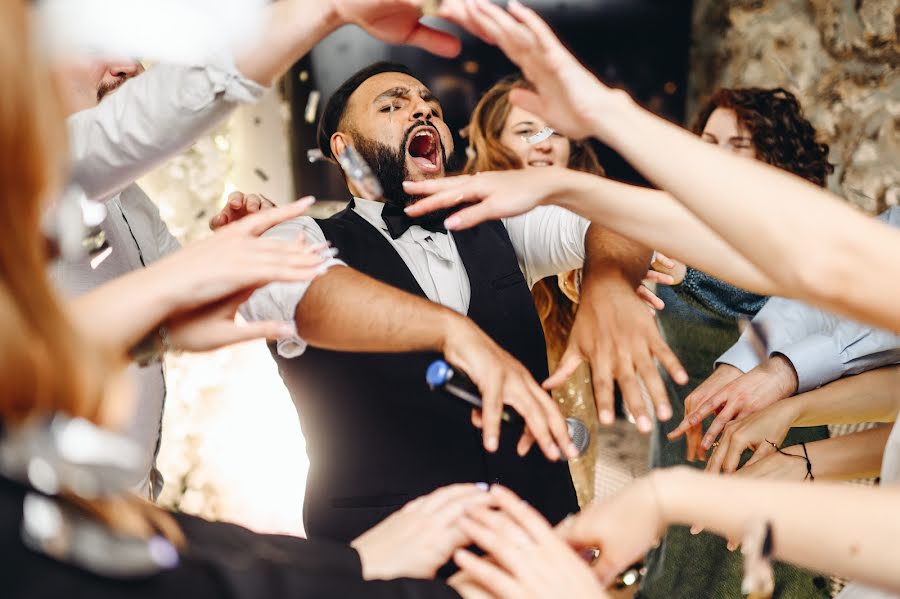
[351,124,457,226]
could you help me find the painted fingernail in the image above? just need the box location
[276,321,297,338]
[485,436,498,452]
[658,404,672,421]
[690,525,702,535]
[548,445,561,461]
[444,216,461,229]
[599,410,614,425]
[475,482,489,492]
[637,415,652,432]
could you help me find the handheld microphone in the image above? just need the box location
[426,359,591,458]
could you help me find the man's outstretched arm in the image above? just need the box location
[292,265,580,461]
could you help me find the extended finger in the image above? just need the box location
[459,516,525,574]
[245,194,262,213]
[653,252,676,269]
[516,428,535,457]
[635,350,672,422]
[701,405,739,451]
[239,196,315,236]
[406,23,462,59]
[542,349,582,390]
[489,485,554,542]
[685,423,701,462]
[510,384,561,461]
[652,336,688,385]
[637,285,665,310]
[644,270,675,286]
[454,549,519,599]
[403,183,476,217]
[443,201,501,231]
[746,439,778,467]
[615,361,651,433]
[481,382,503,454]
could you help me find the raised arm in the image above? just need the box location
[561,466,900,593]
[405,169,776,295]
[457,0,900,331]
[72,0,473,201]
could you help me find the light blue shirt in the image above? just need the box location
[717,207,900,393]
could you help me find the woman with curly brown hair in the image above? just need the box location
[636,87,833,599]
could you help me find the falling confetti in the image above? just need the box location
[525,127,554,145]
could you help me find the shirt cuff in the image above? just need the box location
[240,260,346,359]
[774,334,845,393]
[715,338,761,373]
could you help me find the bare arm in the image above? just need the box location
[563,465,900,593]
[294,266,578,461]
[405,169,775,295]
[706,366,900,473]
[462,0,900,330]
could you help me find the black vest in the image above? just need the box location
[271,206,578,543]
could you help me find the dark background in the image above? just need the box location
[285,0,694,201]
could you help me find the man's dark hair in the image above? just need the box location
[317,61,414,161]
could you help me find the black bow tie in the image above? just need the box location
[381,202,447,239]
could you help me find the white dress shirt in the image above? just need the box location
[717,207,900,392]
[241,198,590,359]
[51,58,266,497]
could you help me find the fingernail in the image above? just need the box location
[701,438,711,450]
[549,445,561,461]
[637,415,652,432]
[485,436,498,452]
[727,541,737,552]
[567,442,580,458]
[599,410,614,425]
[475,482,489,492]
[658,404,672,421]
[444,216,460,229]
[276,321,297,338]
[403,205,413,213]
[690,525,702,535]
[677,370,689,384]
[319,247,340,259]
[297,196,316,205]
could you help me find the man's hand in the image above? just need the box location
[209,191,276,231]
[545,276,686,433]
[676,357,799,453]
[443,318,578,461]
[668,364,743,461]
[351,484,492,580]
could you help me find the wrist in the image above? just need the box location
[585,88,638,146]
[652,466,696,528]
[767,354,799,396]
[437,309,472,355]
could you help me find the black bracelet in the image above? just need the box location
[765,439,814,481]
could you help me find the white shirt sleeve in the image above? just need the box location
[502,206,589,288]
[239,217,346,359]
[68,55,267,202]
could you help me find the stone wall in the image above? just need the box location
[689,0,899,214]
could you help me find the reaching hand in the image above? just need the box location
[351,483,492,580]
[668,364,744,462]
[331,0,463,58]
[454,485,609,599]
[403,169,561,231]
[734,448,811,481]
[676,356,799,453]
[545,277,686,432]
[209,191,277,231]
[705,399,800,474]
[556,473,668,587]
[457,0,630,141]
[165,289,297,352]
[443,319,578,461]
[155,197,327,314]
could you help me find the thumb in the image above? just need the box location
[543,349,582,390]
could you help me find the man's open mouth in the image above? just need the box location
[406,127,441,173]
